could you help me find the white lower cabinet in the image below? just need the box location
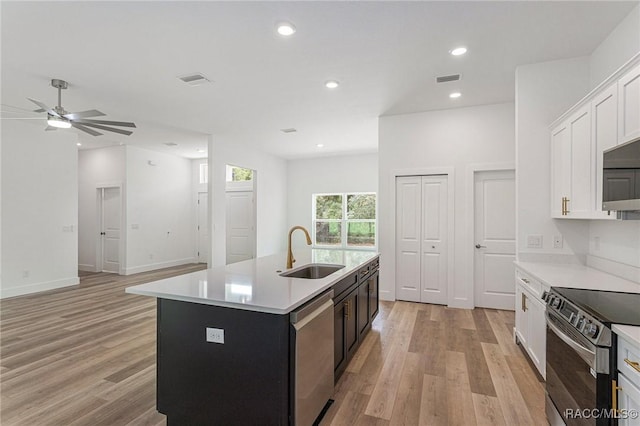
[617,335,640,425]
[514,270,546,378]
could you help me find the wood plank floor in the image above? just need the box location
[1,268,545,425]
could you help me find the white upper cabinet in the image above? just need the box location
[550,54,639,220]
[618,63,640,144]
[593,82,618,219]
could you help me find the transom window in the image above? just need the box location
[312,193,376,249]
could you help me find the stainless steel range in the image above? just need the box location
[543,287,640,426]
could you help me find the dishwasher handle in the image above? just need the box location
[290,290,334,324]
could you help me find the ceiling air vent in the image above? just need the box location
[436,74,461,83]
[280,128,297,133]
[178,73,211,86]
[164,142,178,146]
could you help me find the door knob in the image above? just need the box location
[475,244,486,249]
[100,232,106,235]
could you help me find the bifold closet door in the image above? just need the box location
[396,175,448,305]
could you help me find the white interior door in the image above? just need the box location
[197,192,209,263]
[101,187,121,274]
[225,190,255,265]
[420,175,448,305]
[396,177,422,302]
[396,175,448,305]
[474,170,516,310]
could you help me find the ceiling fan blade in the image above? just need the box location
[75,119,136,128]
[72,122,102,136]
[76,121,133,136]
[63,109,105,120]
[27,98,58,116]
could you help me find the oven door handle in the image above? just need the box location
[546,313,596,369]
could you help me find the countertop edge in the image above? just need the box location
[612,324,640,347]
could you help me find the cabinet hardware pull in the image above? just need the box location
[624,358,640,372]
[344,301,349,319]
[521,293,527,312]
[612,379,622,417]
[521,278,530,284]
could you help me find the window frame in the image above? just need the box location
[312,192,377,250]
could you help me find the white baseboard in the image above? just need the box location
[587,255,640,284]
[78,263,97,272]
[124,258,197,275]
[0,276,80,299]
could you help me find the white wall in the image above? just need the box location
[78,146,126,271]
[125,145,195,274]
[378,102,515,307]
[192,158,208,262]
[1,121,79,298]
[589,4,640,89]
[287,153,378,248]
[209,139,287,267]
[515,57,592,264]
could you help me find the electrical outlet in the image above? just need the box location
[553,235,563,249]
[527,235,543,249]
[206,327,224,344]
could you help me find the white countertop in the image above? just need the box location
[516,262,640,346]
[613,324,640,347]
[126,249,379,314]
[515,261,640,293]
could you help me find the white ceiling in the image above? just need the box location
[1,1,637,160]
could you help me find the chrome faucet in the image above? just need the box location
[286,226,312,269]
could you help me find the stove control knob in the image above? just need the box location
[551,298,562,309]
[584,322,599,338]
[576,316,585,329]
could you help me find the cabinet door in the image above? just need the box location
[618,374,640,426]
[369,271,379,322]
[526,296,546,378]
[515,283,529,347]
[618,63,640,144]
[345,290,359,361]
[569,106,592,216]
[593,83,619,219]
[551,122,571,217]
[334,300,347,378]
[357,280,370,336]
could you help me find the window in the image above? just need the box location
[226,165,253,182]
[199,163,208,184]
[313,193,376,249]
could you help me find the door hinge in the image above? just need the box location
[198,251,200,256]
[198,225,200,230]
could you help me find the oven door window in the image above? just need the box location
[546,318,597,425]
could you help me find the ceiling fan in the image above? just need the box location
[27,79,136,136]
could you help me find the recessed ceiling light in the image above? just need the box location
[196,149,205,153]
[325,80,340,89]
[317,144,324,148]
[76,142,82,146]
[450,47,467,56]
[277,22,296,36]
[449,92,462,99]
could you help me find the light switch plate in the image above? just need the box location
[206,327,224,344]
[526,235,543,249]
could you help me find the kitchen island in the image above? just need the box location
[126,249,379,426]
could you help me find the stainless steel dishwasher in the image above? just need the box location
[290,290,334,426]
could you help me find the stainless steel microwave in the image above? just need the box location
[602,136,640,212]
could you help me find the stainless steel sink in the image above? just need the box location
[280,263,345,279]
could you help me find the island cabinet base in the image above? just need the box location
[157,299,291,425]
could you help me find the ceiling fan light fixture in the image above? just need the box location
[47,114,71,129]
